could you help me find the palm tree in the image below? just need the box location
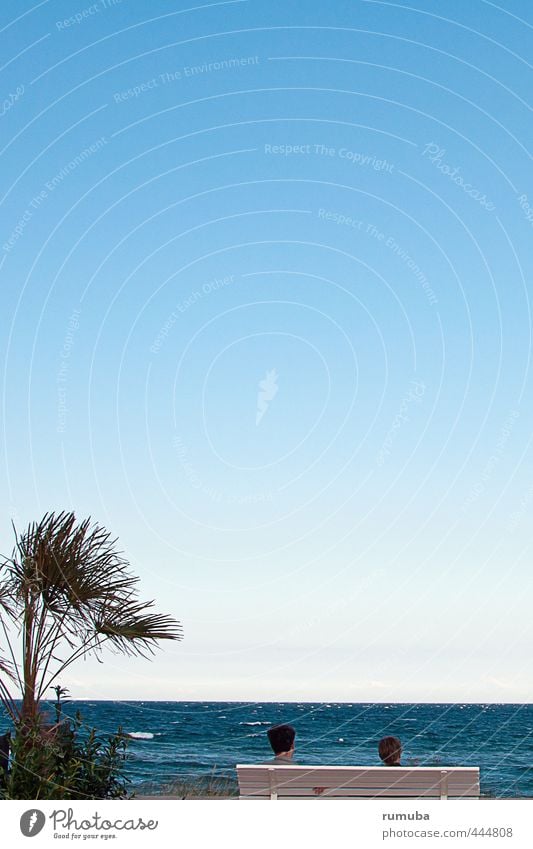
[50,685,70,724]
[0,511,181,726]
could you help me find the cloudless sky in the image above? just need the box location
[1,0,533,702]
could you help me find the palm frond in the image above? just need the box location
[8,513,136,614]
[0,649,15,682]
[0,572,14,617]
[5,513,159,634]
[96,599,182,657]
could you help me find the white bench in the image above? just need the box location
[236,764,480,799]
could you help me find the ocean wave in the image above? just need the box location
[239,721,271,726]
[127,732,155,740]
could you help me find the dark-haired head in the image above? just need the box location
[378,736,402,766]
[267,724,296,755]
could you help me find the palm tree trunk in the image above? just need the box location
[21,588,37,724]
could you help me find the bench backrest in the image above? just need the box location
[236,765,480,799]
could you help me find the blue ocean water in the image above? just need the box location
[40,701,533,797]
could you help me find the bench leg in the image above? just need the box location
[268,768,278,800]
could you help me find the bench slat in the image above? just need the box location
[240,788,479,798]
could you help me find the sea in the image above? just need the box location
[30,701,533,797]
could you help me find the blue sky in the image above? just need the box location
[1,0,533,702]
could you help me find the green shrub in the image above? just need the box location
[0,713,130,800]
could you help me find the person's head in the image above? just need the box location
[267,724,296,756]
[378,736,402,766]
